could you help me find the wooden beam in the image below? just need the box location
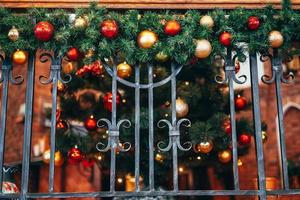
[0,0,299,9]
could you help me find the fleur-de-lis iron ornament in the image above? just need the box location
[96,119,132,152]
[157,119,192,152]
[38,52,72,85]
[260,50,295,84]
[214,50,247,85]
[0,54,24,85]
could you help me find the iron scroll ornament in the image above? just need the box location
[0,54,24,85]
[260,50,295,84]
[157,119,193,152]
[38,53,72,85]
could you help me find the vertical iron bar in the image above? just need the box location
[148,64,154,191]
[0,61,10,193]
[21,55,35,200]
[134,66,140,191]
[171,63,178,191]
[273,51,289,189]
[49,70,58,193]
[226,48,239,190]
[110,63,118,192]
[249,54,266,200]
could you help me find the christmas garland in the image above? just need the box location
[0,0,299,66]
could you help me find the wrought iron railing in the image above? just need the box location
[0,48,297,200]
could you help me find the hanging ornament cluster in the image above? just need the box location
[268,30,284,48]
[238,133,252,146]
[8,26,19,42]
[219,32,232,46]
[235,95,248,110]
[247,16,260,30]
[103,92,121,112]
[194,39,212,59]
[34,21,54,42]
[12,50,27,64]
[218,149,232,163]
[68,146,83,164]
[76,60,104,77]
[117,62,132,79]
[137,30,158,49]
[223,118,231,135]
[195,140,213,154]
[42,149,64,166]
[66,47,81,61]
[200,15,214,28]
[175,98,189,118]
[84,115,97,131]
[100,19,119,39]
[164,20,181,36]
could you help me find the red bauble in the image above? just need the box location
[223,119,232,135]
[164,20,181,36]
[219,32,232,46]
[238,133,251,146]
[84,116,97,131]
[100,20,118,39]
[67,47,80,61]
[34,21,54,42]
[82,158,95,168]
[248,16,260,30]
[56,120,68,132]
[68,147,83,164]
[235,95,247,110]
[103,92,121,112]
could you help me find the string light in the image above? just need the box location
[117,178,123,184]
[185,81,189,86]
[238,159,243,167]
[197,156,201,160]
[179,167,184,173]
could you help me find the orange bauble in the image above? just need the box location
[137,30,158,49]
[164,20,181,36]
[218,149,232,163]
[12,50,27,65]
[117,62,132,78]
[195,140,213,154]
[269,30,284,48]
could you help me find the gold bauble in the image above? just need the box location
[42,150,64,166]
[137,30,158,49]
[155,52,169,62]
[12,50,27,65]
[85,48,95,58]
[196,140,213,154]
[194,39,212,59]
[176,98,189,118]
[8,26,19,42]
[269,30,284,48]
[117,62,132,78]
[62,60,78,74]
[218,149,232,163]
[200,15,214,28]
[74,17,88,29]
[262,131,268,143]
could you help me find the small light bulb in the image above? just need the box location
[117,178,123,184]
[179,167,184,173]
[197,156,201,160]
